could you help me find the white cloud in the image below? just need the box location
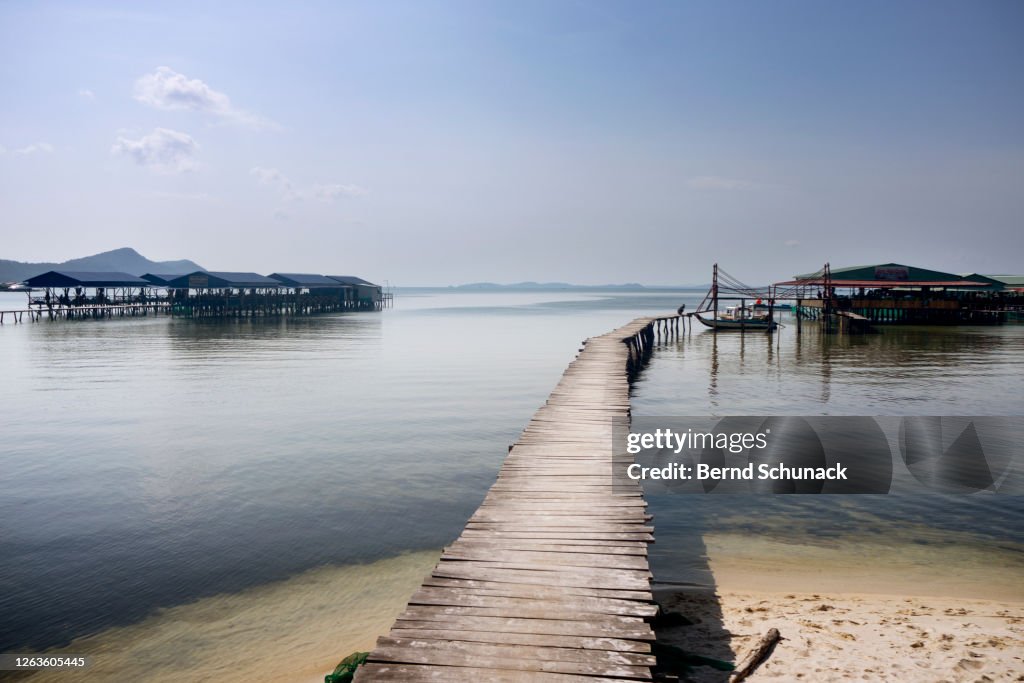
[251,167,366,203]
[78,89,95,100]
[311,183,368,201]
[1,142,55,156]
[251,166,297,201]
[134,66,272,129]
[686,175,757,191]
[111,128,199,173]
[251,166,292,188]
[784,239,800,248]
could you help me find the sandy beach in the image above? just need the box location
[656,589,1024,682]
[654,530,1024,682]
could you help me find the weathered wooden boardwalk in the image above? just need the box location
[356,315,681,682]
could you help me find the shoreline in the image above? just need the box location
[20,550,441,683]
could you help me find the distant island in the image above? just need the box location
[445,282,708,291]
[0,247,204,286]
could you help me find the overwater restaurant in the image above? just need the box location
[775,263,1023,324]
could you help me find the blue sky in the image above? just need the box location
[1,1,1021,284]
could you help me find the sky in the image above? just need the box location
[1,1,1022,286]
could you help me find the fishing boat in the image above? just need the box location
[690,264,779,331]
[695,307,778,331]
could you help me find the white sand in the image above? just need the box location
[655,531,1024,682]
[657,588,1023,682]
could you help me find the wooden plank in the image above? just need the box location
[435,558,652,581]
[447,540,648,555]
[480,497,646,506]
[459,525,650,535]
[355,663,640,682]
[399,604,647,626]
[368,639,652,679]
[374,637,656,667]
[420,577,652,602]
[440,547,649,570]
[464,523,654,533]
[409,587,658,618]
[392,615,654,641]
[431,559,651,591]
[386,628,652,654]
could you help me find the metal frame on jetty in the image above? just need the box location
[690,263,779,332]
[355,314,681,682]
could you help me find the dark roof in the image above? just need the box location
[793,263,969,282]
[987,274,1024,287]
[24,270,149,288]
[327,275,379,287]
[782,263,991,288]
[141,273,184,285]
[164,271,281,288]
[956,274,1007,291]
[268,273,343,287]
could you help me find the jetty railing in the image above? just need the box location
[354,314,681,682]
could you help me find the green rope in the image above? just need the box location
[324,651,369,683]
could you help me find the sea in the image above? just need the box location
[1,288,1021,681]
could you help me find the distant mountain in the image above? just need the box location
[0,247,205,283]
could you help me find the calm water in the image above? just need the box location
[0,288,697,653]
[1,290,1022,660]
[632,319,1024,593]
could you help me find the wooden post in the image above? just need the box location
[712,263,719,333]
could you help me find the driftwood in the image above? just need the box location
[730,628,782,681]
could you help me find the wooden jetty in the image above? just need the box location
[355,315,681,682]
[832,310,874,334]
[1,270,391,324]
[0,302,170,324]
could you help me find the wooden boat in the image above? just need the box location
[695,310,778,331]
[693,264,779,331]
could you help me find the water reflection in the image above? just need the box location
[635,320,1024,598]
[1,290,707,654]
[645,317,1024,416]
